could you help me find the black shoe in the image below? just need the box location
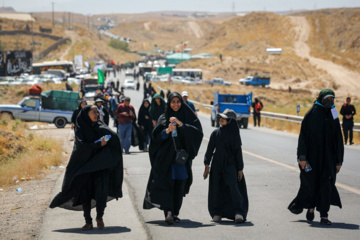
[306,209,314,222]
[173,216,180,223]
[165,215,174,225]
[125,151,130,154]
[350,142,354,145]
[344,142,347,145]
[320,218,332,225]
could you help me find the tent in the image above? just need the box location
[166,53,191,64]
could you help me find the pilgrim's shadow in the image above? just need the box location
[53,226,131,234]
[216,220,254,227]
[146,219,213,228]
[295,220,359,230]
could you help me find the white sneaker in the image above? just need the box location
[235,214,244,223]
[212,215,221,222]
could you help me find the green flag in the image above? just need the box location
[97,69,105,84]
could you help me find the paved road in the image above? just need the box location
[40,69,360,239]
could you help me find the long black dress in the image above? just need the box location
[288,99,344,215]
[204,118,248,220]
[138,99,153,148]
[143,92,203,214]
[50,105,123,211]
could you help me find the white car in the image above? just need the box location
[170,76,183,84]
[182,77,202,85]
[123,79,135,90]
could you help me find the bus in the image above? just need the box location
[32,60,75,75]
[172,68,202,80]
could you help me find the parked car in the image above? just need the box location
[125,70,133,77]
[123,79,135,90]
[205,77,232,86]
[170,76,183,84]
[182,77,202,85]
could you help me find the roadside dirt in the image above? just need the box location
[290,16,360,97]
[0,125,73,240]
[59,30,78,60]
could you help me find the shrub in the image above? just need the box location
[108,39,129,52]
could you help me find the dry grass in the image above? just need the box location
[0,119,64,188]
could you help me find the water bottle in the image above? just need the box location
[95,135,112,143]
[171,122,177,137]
[305,161,312,172]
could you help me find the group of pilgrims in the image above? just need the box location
[49,88,344,230]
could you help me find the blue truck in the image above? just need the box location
[238,75,270,87]
[210,91,252,129]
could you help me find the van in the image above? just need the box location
[45,69,67,81]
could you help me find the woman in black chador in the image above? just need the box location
[71,99,87,130]
[288,89,344,225]
[50,105,123,230]
[203,109,248,223]
[143,92,203,225]
[138,99,153,151]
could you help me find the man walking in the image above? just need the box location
[116,97,136,154]
[252,97,263,127]
[340,97,356,145]
[182,91,197,116]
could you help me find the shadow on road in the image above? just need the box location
[216,220,254,227]
[294,220,359,230]
[53,226,131,234]
[146,219,214,228]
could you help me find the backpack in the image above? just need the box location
[255,102,262,113]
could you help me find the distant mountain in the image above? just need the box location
[0,7,16,13]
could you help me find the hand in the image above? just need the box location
[170,117,183,126]
[336,165,341,174]
[100,136,108,147]
[71,123,74,130]
[203,165,210,179]
[122,112,129,116]
[167,122,177,133]
[130,111,134,117]
[152,120,157,126]
[145,115,149,119]
[238,170,243,181]
[299,161,307,170]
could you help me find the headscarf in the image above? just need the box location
[165,92,201,130]
[138,99,151,126]
[316,89,335,103]
[75,105,102,143]
[219,111,242,148]
[149,93,166,120]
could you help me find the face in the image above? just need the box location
[170,97,181,112]
[219,118,228,126]
[80,101,87,108]
[144,101,149,108]
[95,102,102,108]
[124,100,130,106]
[88,106,99,123]
[155,98,161,105]
[347,98,351,104]
[182,96,188,102]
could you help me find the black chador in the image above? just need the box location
[288,89,344,222]
[204,112,248,221]
[50,105,123,215]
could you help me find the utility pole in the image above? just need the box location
[52,2,55,26]
[68,12,71,30]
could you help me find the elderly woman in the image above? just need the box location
[203,109,248,223]
[143,92,203,224]
[50,105,123,230]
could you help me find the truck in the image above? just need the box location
[80,77,99,101]
[205,77,232,86]
[210,91,252,129]
[0,90,79,128]
[238,75,270,87]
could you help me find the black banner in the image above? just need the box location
[0,51,33,76]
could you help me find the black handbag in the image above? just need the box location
[172,137,189,166]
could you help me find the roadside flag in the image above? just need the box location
[97,69,105,84]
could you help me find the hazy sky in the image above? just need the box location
[5,0,360,15]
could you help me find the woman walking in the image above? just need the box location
[138,99,153,151]
[149,93,166,127]
[203,109,248,223]
[143,92,203,224]
[71,99,87,130]
[50,105,123,230]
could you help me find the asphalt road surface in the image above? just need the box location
[40,69,360,239]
